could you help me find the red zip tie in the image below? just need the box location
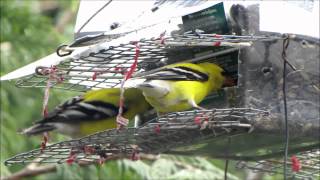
[66,151,77,165]
[40,130,49,153]
[116,42,140,129]
[119,98,124,109]
[114,66,127,75]
[116,98,129,129]
[40,66,64,150]
[291,155,301,172]
[212,34,223,46]
[194,116,201,125]
[154,124,161,134]
[213,34,222,38]
[92,69,106,80]
[124,42,140,80]
[93,67,128,80]
[40,131,48,153]
[116,115,129,127]
[92,72,98,81]
[194,113,209,130]
[42,79,51,117]
[42,65,64,117]
[83,146,95,154]
[131,151,140,161]
[194,113,208,126]
[213,41,221,46]
[159,31,166,45]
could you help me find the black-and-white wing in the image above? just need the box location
[22,96,126,136]
[39,96,126,124]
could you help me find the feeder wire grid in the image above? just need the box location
[15,33,283,92]
[236,148,320,179]
[5,108,269,165]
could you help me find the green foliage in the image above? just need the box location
[0,0,77,179]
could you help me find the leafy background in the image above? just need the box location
[0,1,282,179]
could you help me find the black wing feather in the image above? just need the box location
[144,66,209,82]
[38,99,127,124]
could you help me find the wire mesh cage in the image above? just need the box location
[6,22,320,180]
[4,108,269,165]
[15,33,281,92]
[3,1,319,180]
[236,148,320,179]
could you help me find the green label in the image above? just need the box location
[182,2,229,34]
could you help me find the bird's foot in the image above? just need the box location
[189,99,208,111]
[195,105,207,111]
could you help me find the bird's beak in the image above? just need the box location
[223,76,237,87]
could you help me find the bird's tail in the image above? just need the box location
[19,123,56,136]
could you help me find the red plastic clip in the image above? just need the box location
[116,97,129,129]
[116,42,140,128]
[66,151,77,165]
[131,151,140,161]
[124,43,140,80]
[213,41,221,47]
[154,124,161,134]
[40,132,49,152]
[114,66,127,75]
[116,115,129,129]
[194,116,201,125]
[42,65,64,117]
[92,72,98,80]
[83,146,95,154]
[213,34,222,38]
[159,31,166,45]
[291,155,301,172]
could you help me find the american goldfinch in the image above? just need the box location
[126,62,227,114]
[21,88,151,137]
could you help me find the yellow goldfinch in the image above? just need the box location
[21,88,151,137]
[127,62,228,114]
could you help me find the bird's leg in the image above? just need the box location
[189,99,209,129]
[194,104,207,111]
[189,99,207,111]
[134,115,141,128]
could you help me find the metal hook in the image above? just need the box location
[35,66,50,76]
[56,44,73,57]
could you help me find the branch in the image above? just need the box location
[1,163,56,180]
[2,153,216,180]
[1,153,158,180]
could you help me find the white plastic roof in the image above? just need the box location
[1,0,319,81]
[74,0,319,38]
